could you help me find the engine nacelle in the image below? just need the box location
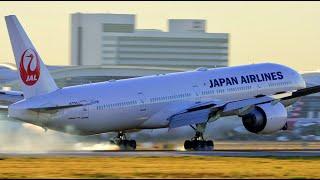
[241,102,287,134]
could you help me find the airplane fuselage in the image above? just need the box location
[8,63,306,135]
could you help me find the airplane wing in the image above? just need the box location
[168,85,320,129]
[0,90,23,107]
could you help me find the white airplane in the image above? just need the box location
[2,15,320,151]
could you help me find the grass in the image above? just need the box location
[0,156,319,178]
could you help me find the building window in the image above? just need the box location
[102,23,134,33]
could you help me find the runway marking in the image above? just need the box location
[0,150,319,157]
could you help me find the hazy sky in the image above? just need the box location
[1,1,320,71]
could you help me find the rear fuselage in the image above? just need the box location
[8,63,306,135]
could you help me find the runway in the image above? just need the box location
[1,150,320,157]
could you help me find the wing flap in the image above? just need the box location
[169,109,211,129]
[222,96,274,114]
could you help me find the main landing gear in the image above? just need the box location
[184,123,214,151]
[110,131,136,150]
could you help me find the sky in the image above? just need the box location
[0,1,320,71]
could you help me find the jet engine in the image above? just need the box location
[241,102,287,134]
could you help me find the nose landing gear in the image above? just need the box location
[110,131,136,150]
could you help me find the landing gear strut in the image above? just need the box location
[110,131,136,150]
[184,123,214,151]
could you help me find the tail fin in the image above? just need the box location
[5,15,58,99]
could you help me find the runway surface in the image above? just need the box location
[1,150,320,157]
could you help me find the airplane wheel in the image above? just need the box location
[193,140,202,151]
[112,132,137,151]
[119,140,128,150]
[118,140,136,151]
[118,141,127,151]
[206,140,214,151]
[199,140,206,151]
[184,140,214,151]
[184,140,192,150]
[129,140,136,150]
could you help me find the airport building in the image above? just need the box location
[0,63,187,90]
[71,13,229,69]
[287,71,320,119]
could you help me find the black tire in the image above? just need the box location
[206,140,213,147]
[184,140,192,150]
[190,140,196,150]
[119,140,127,150]
[193,140,201,151]
[129,140,136,150]
[199,140,206,150]
[206,140,214,151]
[193,141,206,151]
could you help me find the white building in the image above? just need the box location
[71,13,229,69]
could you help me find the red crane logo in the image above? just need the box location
[19,49,40,86]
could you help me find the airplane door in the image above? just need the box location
[80,105,89,119]
[136,91,148,121]
[137,92,147,112]
[192,84,202,103]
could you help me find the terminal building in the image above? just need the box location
[71,13,229,69]
[287,71,320,119]
[0,63,187,90]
